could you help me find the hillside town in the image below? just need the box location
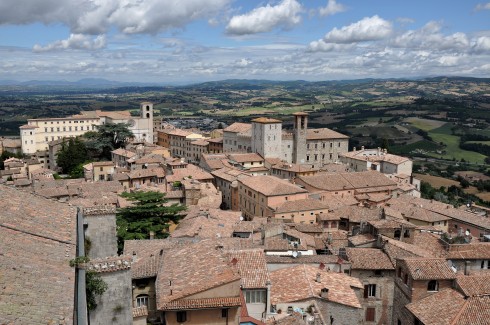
[1,102,490,325]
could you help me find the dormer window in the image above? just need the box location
[427,280,439,292]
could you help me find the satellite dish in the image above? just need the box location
[465,230,470,236]
[292,251,298,258]
[239,216,244,221]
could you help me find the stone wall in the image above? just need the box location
[89,266,133,325]
[83,207,118,259]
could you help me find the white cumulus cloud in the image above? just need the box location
[33,34,106,52]
[473,36,490,52]
[319,0,346,17]
[474,2,490,11]
[226,0,302,35]
[0,0,231,35]
[392,21,470,51]
[320,15,393,44]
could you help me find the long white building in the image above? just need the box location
[20,102,154,154]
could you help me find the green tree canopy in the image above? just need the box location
[84,123,134,160]
[116,191,186,252]
[56,137,88,174]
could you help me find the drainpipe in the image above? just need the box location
[75,207,88,325]
[265,280,272,319]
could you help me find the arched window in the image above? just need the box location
[427,280,439,291]
[136,294,149,307]
[394,229,401,239]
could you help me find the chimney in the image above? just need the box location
[464,261,470,275]
[149,231,155,239]
[353,147,356,152]
[319,263,325,270]
[132,251,137,262]
[320,288,329,299]
[316,272,321,283]
[361,146,365,150]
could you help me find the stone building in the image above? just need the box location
[345,248,396,324]
[392,258,456,325]
[223,113,349,168]
[20,102,154,154]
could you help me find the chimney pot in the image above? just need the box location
[316,272,321,283]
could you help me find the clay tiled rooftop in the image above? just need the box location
[329,206,381,224]
[265,255,344,264]
[0,185,76,324]
[133,306,148,317]
[406,288,466,325]
[251,117,282,123]
[381,236,435,265]
[171,207,241,239]
[401,258,456,280]
[306,128,348,140]
[340,149,410,165]
[345,248,394,270]
[347,233,376,246]
[448,243,490,260]
[456,273,490,297]
[228,152,264,163]
[160,297,242,311]
[226,249,270,289]
[224,122,252,133]
[270,264,363,308]
[272,198,330,213]
[166,165,214,182]
[156,240,241,308]
[112,148,137,158]
[239,175,307,196]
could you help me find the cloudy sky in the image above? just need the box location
[1,0,489,83]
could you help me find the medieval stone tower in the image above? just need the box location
[251,117,282,158]
[293,112,308,164]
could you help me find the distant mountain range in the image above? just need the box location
[0,76,488,93]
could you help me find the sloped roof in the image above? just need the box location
[273,198,330,213]
[406,288,466,325]
[306,128,348,140]
[456,273,490,297]
[226,249,270,289]
[345,248,394,270]
[224,122,252,134]
[270,264,363,308]
[0,185,76,324]
[401,258,456,280]
[239,175,307,196]
[156,239,241,309]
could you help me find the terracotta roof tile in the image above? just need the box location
[160,297,242,311]
[447,243,490,260]
[133,306,148,317]
[273,199,330,214]
[228,153,264,163]
[456,273,490,297]
[401,258,456,280]
[156,240,241,309]
[345,248,394,270]
[239,175,307,196]
[226,249,270,289]
[224,122,252,133]
[348,234,376,246]
[270,264,363,308]
[406,288,465,325]
[306,128,348,140]
[171,207,241,239]
[0,185,76,324]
